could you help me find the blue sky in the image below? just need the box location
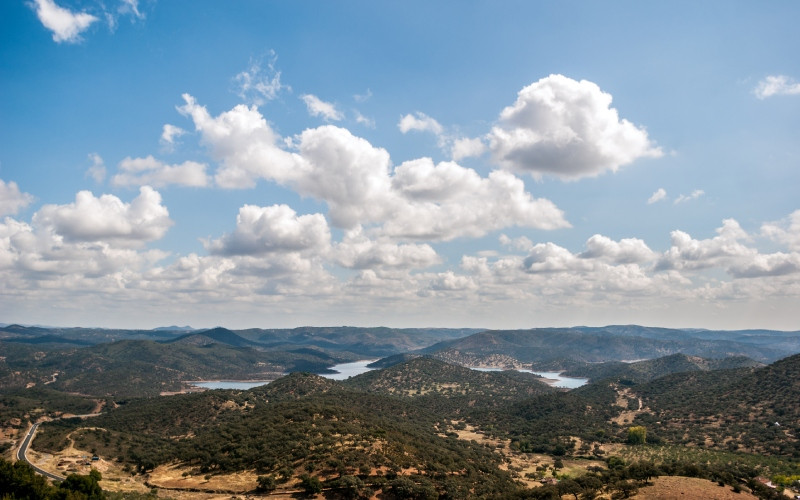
[1,0,799,330]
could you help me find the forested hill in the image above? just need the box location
[630,352,800,456]
[0,324,481,356]
[563,353,764,383]
[344,356,556,405]
[428,326,798,365]
[0,339,344,398]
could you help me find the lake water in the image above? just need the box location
[190,380,275,390]
[470,367,588,389]
[189,361,586,390]
[188,360,377,389]
[320,359,377,380]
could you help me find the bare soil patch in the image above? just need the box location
[632,476,758,500]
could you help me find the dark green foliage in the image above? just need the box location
[344,357,556,419]
[255,474,276,492]
[0,387,98,423]
[58,469,104,500]
[36,373,519,497]
[563,353,763,383]
[627,426,646,445]
[429,326,798,365]
[0,457,54,499]
[299,473,322,494]
[0,457,106,500]
[632,353,800,456]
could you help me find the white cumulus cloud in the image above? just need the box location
[301,94,343,121]
[85,153,106,183]
[580,234,655,264]
[178,96,570,239]
[656,219,753,271]
[112,155,209,188]
[30,0,98,43]
[160,124,186,146]
[647,188,667,204]
[488,74,662,179]
[206,204,330,256]
[451,137,487,161]
[398,112,443,135]
[754,75,800,99]
[0,179,34,216]
[32,186,172,246]
[334,227,439,270]
[761,210,800,251]
[674,189,704,204]
[234,51,288,105]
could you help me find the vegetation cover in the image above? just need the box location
[3,324,800,499]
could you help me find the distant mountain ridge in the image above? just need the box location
[563,353,764,383]
[164,327,262,348]
[428,325,799,365]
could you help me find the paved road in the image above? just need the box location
[16,422,65,482]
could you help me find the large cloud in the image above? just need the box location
[178,94,303,189]
[292,126,394,228]
[488,74,662,179]
[334,227,439,270]
[580,234,655,264]
[655,219,754,271]
[179,95,569,238]
[206,204,330,256]
[30,0,98,43]
[32,186,172,246]
[0,179,33,216]
[384,159,569,240]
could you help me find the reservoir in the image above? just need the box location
[188,360,377,389]
[320,359,377,380]
[470,367,588,389]
[189,361,585,390]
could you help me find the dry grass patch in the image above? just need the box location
[631,476,758,500]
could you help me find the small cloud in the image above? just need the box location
[234,51,288,105]
[85,153,107,183]
[30,0,98,43]
[674,189,704,204]
[0,178,34,216]
[112,155,209,188]
[119,0,143,20]
[354,111,375,128]
[301,94,343,121]
[647,188,667,204]
[499,234,534,252]
[754,75,800,99]
[160,124,186,148]
[354,89,373,103]
[398,112,443,135]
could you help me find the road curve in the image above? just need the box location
[16,422,65,482]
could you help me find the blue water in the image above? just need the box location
[320,360,377,380]
[189,360,377,389]
[189,361,585,390]
[190,380,274,390]
[470,367,588,389]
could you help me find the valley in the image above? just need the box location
[2,323,800,499]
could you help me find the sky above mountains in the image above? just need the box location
[1,1,799,330]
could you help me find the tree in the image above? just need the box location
[626,426,647,445]
[256,474,277,492]
[300,474,322,495]
[59,469,105,500]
